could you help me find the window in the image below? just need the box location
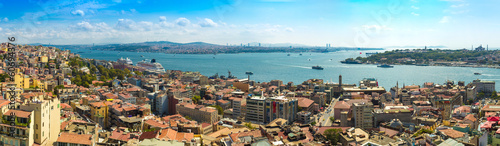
[36,124,38,129]
[36,134,38,139]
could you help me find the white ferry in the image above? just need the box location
[137,59,165,73]
[117,57,133,65]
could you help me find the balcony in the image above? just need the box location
[1,116,31,127]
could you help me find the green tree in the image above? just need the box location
[0,73,10,82]
[492,91,498,99]
[134,71,143,76]
[244,122,255,130]
[477,92,485,99]
[192,95,201,104]
[323,128,342,145]
[329,117,335,122]
[210,105,224,115]
[310,121,317,126]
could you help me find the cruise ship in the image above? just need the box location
[137,59,165,73]
[117,57,133,65]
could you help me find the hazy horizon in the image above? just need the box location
[1,0,499,49]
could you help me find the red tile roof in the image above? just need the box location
[5,110,31,118]
[56,132,92,145]
[139,131,158,141]
[157,128,194,142]
[0,99,11,108]
[333,101,351,109]
[439,129,465,139]
[297,98,314,108]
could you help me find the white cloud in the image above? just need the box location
[72,21,110,32]
[411,6,420,9]
[112,0,122,3]
[0,27,2,31]
[285,27,294,32]
[159,16,167,22]
[138,21,153,31]
[71,10,85,16]
[199,18,218,27]
[3,17,8,22]
[411,12,420,16]
[439,16,450,23]
[175,18,190,26]
[115,19,137,30]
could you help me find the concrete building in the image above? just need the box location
[340,111,349,127]
[176,102,218,124]
[245,96,266,124]
[264,96,298,124]
[374,105,413,126]
[232,98,245,119]
[18,94,61,145]
[118,93,136,104]
[297,111,312,124]
[153,92,168,116]
[399,90,411,105]
[89,102,109,128]
[0,110,35,146]
[352,102,373,129]
[471,79,495,95]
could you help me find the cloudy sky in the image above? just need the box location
[0,0,498,48]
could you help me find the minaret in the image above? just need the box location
[339,74,342,88]
[487,45,488,51]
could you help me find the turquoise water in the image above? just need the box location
[69,49,500,91]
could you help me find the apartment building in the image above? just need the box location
[245,96,266,124]
[352,102,374,129]
[264,96,298,124]
[18,94,60,145]
[176,102,218,124]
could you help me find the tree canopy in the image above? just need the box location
[323,128,342,145]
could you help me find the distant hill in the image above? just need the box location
[37,41,383,54]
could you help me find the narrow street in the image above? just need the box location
[317,98,338,126]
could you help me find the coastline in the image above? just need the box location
[349,62,500,69]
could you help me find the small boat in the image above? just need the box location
[308,58,311,61]
[299,54,302,56]
[245,71,254,75]
[312,65,324,70]
[474,73,481,75]
[377,64,394,68]
[213,57,215,59]
[416,64,429,66]
[141,55,144,57]
[287,54,290,56]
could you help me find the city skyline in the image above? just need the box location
[0,0,499,49]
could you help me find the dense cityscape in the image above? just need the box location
[3,0,500,146]
[0,42,498,146]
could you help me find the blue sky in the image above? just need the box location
[0,0,499,48]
